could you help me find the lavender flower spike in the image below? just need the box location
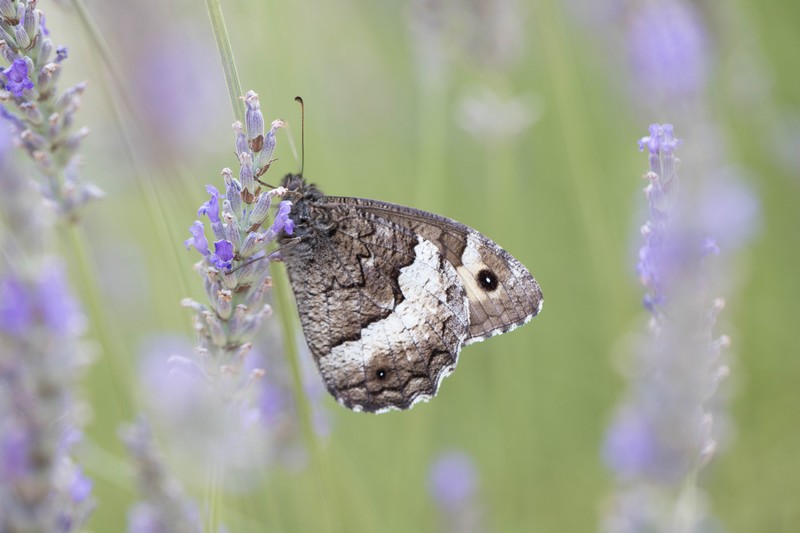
[0,0,102,219]
[0,263,94,531]
[601,124,738,532]
[145,88,306,496]
[0,115,94,532]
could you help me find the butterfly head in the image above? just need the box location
[280,173,325,203]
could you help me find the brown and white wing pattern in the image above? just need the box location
[325,198,543,345]
[280,202,471,413]
[278,175,543,413]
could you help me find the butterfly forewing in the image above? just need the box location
[323,197,543,343]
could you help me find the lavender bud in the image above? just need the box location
[254,119,283,170]
[216,289,233,319]
[222,168,242,215]
[238,151,255,198]
[237,231,261,258]
[235,257,264,288]
[245,274,273,306]
[1,41,16,64]
[20,127,45,150]
[39,37,53,64]
[202,310,227,347]
[244,90,264,151]
[219,268,238,290]
[62,125,89,155]
[226,304,249,341]
[22,4,37,37]
[14,25,30,50]
[222,212,241,251]
[233,120,248,155]
[19,100,42,124]
[52,81,85,112]
[0,0,17,23]
[36,62,59,95]
[248,191,274,229]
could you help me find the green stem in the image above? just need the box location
[204,0,246,124]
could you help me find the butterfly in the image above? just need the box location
[276,173,543,413]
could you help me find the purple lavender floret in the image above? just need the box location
[198,185,221,224]
[272,200,294,235]
[210,239,234,271]
[184,220,209,257]
[1,59,34,97]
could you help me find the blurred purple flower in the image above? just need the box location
[0,276,33,335]
[602,124,749,531]
[131,35,226,157]
[697,169,761,251]
[69,466,93,503]
[0,424,30,481]
[428,451,478,509]
[39,12,49,35]
[37,263,85,336]
[0,265,83,338]
[1,59,34,97]
[603,407,656,479]
[627,1,710,101]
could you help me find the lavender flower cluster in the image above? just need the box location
[602,125,733,532]
[0,0,102,219]
[182,89,289,380]
[129,91,294,495]
[0,265,94,532]
[0,2,102,528]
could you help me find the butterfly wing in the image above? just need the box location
[324,197,544,344]
[280,201,471,413]
[280,195,543,413]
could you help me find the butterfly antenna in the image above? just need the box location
[295,96,305,176]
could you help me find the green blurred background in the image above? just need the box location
[38,0,800,530]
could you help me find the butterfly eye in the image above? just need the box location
[477,269,499,292]
[376,368,388,380]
